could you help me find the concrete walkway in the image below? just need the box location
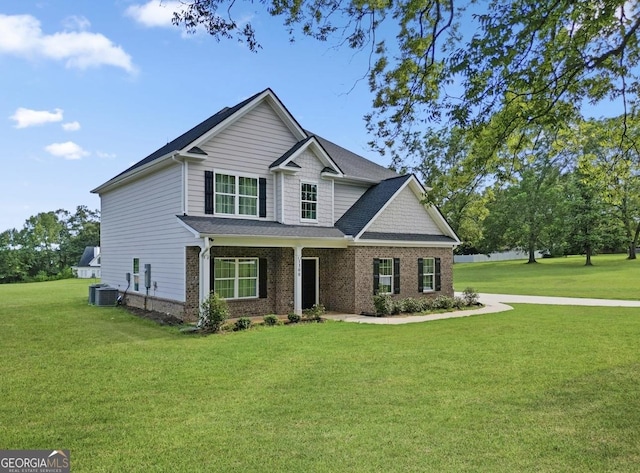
[325,293,640,325]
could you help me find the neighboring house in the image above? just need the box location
[91,89,460,320]
[73,246,101,279]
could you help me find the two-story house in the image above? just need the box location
[91,89,460,320]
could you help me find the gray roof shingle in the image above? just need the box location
[78,246,97,266]
[307,132,398,181]
[179,215,346,239]
[110,90,266,181]
[335,174,412,236]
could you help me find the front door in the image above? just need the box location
[302,258,318,310]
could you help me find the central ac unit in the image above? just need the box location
[95,287,119,306]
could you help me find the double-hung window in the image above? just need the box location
[300,182,317,221]
[378,258,393,294]
[373,258,400,295]
[418,257,441,292]
[214,258,258,299]
[421,257,435,292]
[215,173,258,216]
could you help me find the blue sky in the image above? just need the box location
[1,1,626,233]
[1,0,380,232]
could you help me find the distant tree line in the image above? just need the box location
[400,115,640,265]
[0,206,100,283]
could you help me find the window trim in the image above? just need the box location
[213,170,260,218]
[421,257,435,293]
[132,258,140,292]
[300,181,318,222]
[213,257,259,300]
[377,258,394,295]
[374,257,400,295]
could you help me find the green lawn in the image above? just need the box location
[454,253,640,299]
[2,279,640,471]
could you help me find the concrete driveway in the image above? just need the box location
[326,293,640,325]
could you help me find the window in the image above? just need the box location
[214,173,258,216]
[133,258,140,292]
[421,257,435,292]
[214,258,258,299]
[378,258,393,294]
[301,182,317,221]
[373,258,400,295]
[419,257,441,292]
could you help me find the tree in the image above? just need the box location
[0,206,100,283]
[565,161,608,266]
[560,116,639,259]
[480,126,567,263]
[396,126,489,251]
[171,0,640,159]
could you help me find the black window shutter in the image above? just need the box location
[259,258,268,298]
[418,258,424,292]
[373,258,380,294]
[204,171,214,214]
[209,257,215,293]
[259,178,267,218]
[393,258,401,294]
[435,257,441,291]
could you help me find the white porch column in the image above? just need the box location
[199,237,212,306]
[294,245,303,315]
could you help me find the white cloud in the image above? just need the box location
[62,15,91,31]
[62,121,81,131]
[96,151,117,159]
[0,14,136,74]
[45,141,90,160]
[10,107,63,128]
[125,1,184,28]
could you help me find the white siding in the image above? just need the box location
[334,182,369,221]
[281,150,333,226]
[366,186,444,234]
[187,101,299,220]
[100,163,195,302]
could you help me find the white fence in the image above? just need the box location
[454,250,544,263]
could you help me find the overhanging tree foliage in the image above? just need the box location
[171,0,640,157]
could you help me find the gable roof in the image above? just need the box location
[111,90,265,182]
[335,174,412,236]
[77,246,99,267]
[93,89,399,194]
[270,136,344,176]
[308,132,398,182]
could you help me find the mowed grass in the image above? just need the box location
[2,279,640,472]
[455,253,640,299]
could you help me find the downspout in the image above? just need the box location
[199,236,214,307]
[171,153,186,215]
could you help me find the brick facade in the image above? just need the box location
[180,244,454,319]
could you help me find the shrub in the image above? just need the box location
[462,287,480,306]
[303,303,326,321]
[373,293,392,316]
[287,312,301,323]
[263,314,279,326]
[198,292,229,332]
[402,298,423,314]
[453,296,465,310]
[420,298,434,312]
[234,317,252,331]
[433,295,454,310]
[391,299,404,315]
